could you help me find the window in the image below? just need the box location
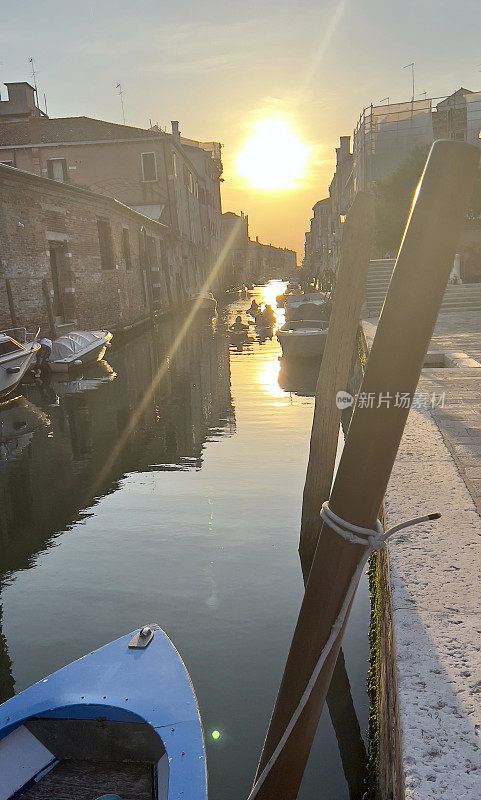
[189,173,194,194]
[97,218,114,269]
[146,236,158,269]
[47,158,68,182]
[172,152,178,178]
[141,152,157,182]
[122,228,132,270]
[138,231,147,306]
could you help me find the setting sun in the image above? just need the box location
[236,118,309,191]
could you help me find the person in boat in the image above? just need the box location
[33,335,52,378]
[230,315,248,333]
[248,299,260,316]
[261,305,276,326]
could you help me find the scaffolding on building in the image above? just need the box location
[352,91,481,191]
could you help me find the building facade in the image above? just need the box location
[0,163,183,334]
[0,83,223,296]
[221,212,296,285]
[304,87,481,278]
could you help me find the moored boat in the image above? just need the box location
[0,624,207,800]
[0,329,40,400]
[190,292,217,316]
[49,330,112,373]
[284,291,328,321]
[276,319,329,359]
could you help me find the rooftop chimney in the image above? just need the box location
[171,120,180,138]
[29,115,40,144]
[1,82,42,120]
[339,135,351,156]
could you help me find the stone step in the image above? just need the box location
[367,303,481,316]
[365,287,481,301]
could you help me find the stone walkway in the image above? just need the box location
[420,311,481,517]
[363,312,481,799]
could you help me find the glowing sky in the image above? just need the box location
[2,0,481,257]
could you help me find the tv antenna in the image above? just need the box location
[403,62,415,101]
[116,83,126,125]
[29,57,39,106]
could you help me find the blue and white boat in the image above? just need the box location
[0,624,207,800]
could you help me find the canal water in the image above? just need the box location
[0,281,370,799]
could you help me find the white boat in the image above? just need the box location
[0,329,40,400]
[285,292,328,322]
[49,330,112,373]
[277,320,329,359]
[194,292,217,315]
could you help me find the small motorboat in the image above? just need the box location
[191,292,217,316]
[0,624,207,800]
[285,294,331,323]
[229,327,250,342]
[49,330,112,372]
[277,319,329,359]
[0,329,39,400]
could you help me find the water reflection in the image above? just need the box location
[0,287,370,800]
[0,317,234,585]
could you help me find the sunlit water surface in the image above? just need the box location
[0,282,370,799]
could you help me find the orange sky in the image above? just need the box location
[2,0,481,260]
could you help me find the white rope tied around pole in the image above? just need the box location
[247,502,441,799]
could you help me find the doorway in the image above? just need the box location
[49,244,65,321]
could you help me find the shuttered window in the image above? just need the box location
[141,152,157,181]
[47,159,68,182]
[97,218,114,270]
[122,228,132,270]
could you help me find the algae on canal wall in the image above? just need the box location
[345,326,404,800]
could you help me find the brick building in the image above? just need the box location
[0,82,223,294]
[0,163,186,334]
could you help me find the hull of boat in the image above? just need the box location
[0,624,207,800]
[277,328,328,359]
[197,297,217,315]
[0,346,39,399]
[49,332,112,373]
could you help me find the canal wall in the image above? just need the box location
[0,163,196,334]
[346,327,404,800]
[359,317,481,800]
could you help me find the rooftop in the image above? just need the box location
[0,115,168,147]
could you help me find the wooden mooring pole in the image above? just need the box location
[298,192,374,794]
[41,279,56,340]
[299,191,374,580]
[5,279,18,330]
[251,140,480,799]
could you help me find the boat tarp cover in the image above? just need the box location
[51,331,106,362]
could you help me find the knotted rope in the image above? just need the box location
[247,502,440,799]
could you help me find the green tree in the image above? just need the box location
[373,146,430,255]
[374,145,481,254]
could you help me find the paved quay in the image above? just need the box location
[363,312,481,799]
